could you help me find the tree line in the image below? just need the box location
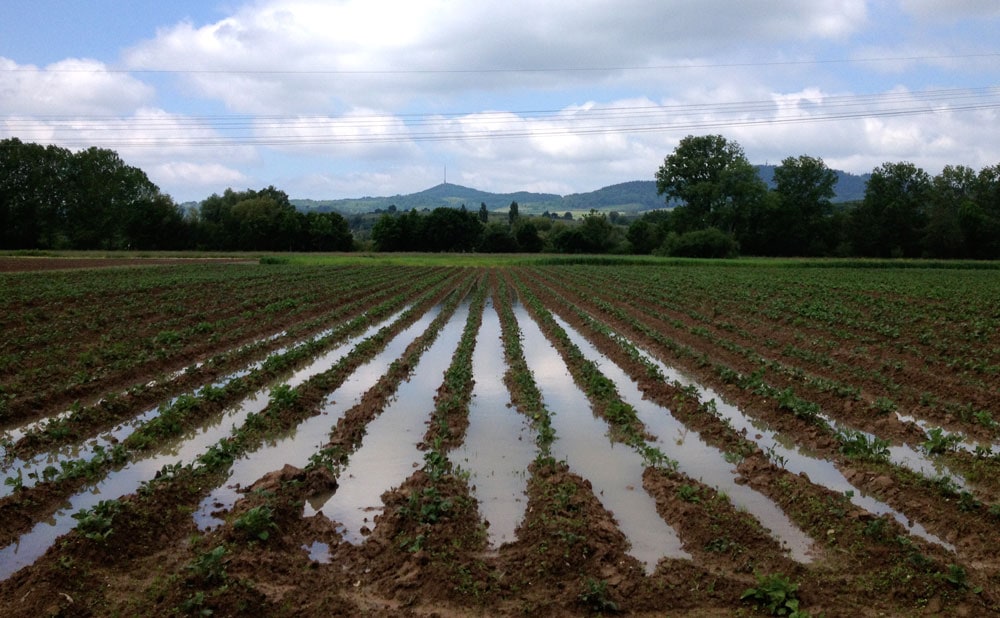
[3,135,999,258]
[639,134,1000,259]
[0,138,352,252]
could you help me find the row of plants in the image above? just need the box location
[0,268,459,547]
[0,264,422,424]
[506,272,835,613]
[2,263,996,615]
[541,265,996,499]
[536,267,998,586]
[1,268,472,602]
[604,265,998,408]
[552,265,997,453]
[492,277,633,612]
[2,274,499,614]
[514,266,987,611]
[510,274,674,469]
[4,267,413,461]
[573,264,1000,493]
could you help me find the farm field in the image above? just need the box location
[1,257,999,616]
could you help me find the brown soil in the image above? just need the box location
[0,264,996,616]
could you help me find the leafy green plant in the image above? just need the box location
[399,533,426,553]
[777,388,821,422]
[836,428,890,462]
[677,484,701,503]
[154,329,182,347]
[862,516,889,540]
[233,505,278,542]
[741,572,809,617]
[705,537,738,554]
[4,469,23,493]
[957,491,982,512]
[268,384,299,411]
[578,577,619,613]
[177,591,211,616]
[199,383,227,403]
[764,444,789,468]
[423,438,450,481]
[870,397,898,415]
[943,564,969,589]
[416,486,452,524]
[922,427,961,455]
[186,545,228,584]
[72,499,122,543]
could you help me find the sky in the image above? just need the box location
[2,1,999,203]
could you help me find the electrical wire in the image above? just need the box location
[2,86,999,149]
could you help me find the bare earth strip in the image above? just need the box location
[0,256,255,272]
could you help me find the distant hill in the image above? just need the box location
[290,166,870,215]
[293,183,564,215]
[755,165,869,203]
[560,180,667,211]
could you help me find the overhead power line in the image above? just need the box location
[2,52,998,75]
[3,86,999,149]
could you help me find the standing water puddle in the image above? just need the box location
[450,299,536,547]
[0,310,405,582]
[552,314,815,563]
[515,303,690,572]
[197,304,444,529]
[896,411,1000,459]
[303,303,470,542]
[609,331,955,552]
[0,329,288,451]
[2,367,250,499]
[1,325,343,496]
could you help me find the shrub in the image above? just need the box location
[657,227,739,259]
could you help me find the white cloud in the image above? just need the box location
[1,106,261,200]
[3,0,998,202]
[0,57,153,116]
[900,0,1000,20]
[148,161,250,199]
[2,108,256,162]
[121,0,870,113]
[251,109,421,158]
[729,87,1000,176]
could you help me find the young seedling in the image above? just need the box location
[741,572,810,617]
[233,505,278,542]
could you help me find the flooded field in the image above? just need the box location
[1,260,998,616]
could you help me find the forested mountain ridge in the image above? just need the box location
[292,166,871,215]
[292,183,564,215]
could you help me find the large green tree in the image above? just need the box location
[299,211,353,251]
[852,161,931,257]
[0,139,72,249]
[969,164,1000,259]
[924,165,976,258]
[768,155,838,256]
[0,138,183,250]
[423,207,483,252]
[197,186,300,250]
[654,134,767,238]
